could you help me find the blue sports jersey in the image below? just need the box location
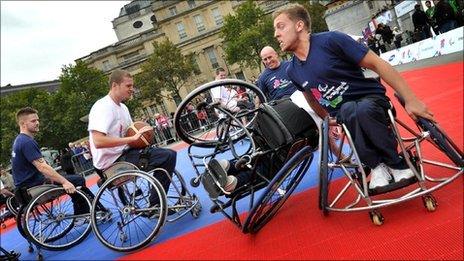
[287,31,386,115]
[256,60,297,101]
[11,133,45,187]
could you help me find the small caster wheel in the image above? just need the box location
[190,177,200,187]
[369,210,384,226]
[1,223,6,229]
[422,194,437,212]
[28,245,34,253]
[190,195,202,218]
[37,253,43,261]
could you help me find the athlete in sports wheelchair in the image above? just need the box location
[318,93,463,225]
[174,79,318,233]
[89,148,202,252]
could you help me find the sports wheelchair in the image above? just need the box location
[12,183,94,260]
[90,158,201,252]
[174,79,318,233]
[318,94,463,225]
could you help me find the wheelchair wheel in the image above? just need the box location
[318,117,330,215]
[6,197,19,217]
[91,170,167,252]
[24,188,92,250]
[417,118,463,167]
[243,146,313,234]
[174,79,266,148]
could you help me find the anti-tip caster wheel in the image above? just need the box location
[190,177,200,187]
[369,210,384,226]
[422,194,437,212]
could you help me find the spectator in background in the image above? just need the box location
[256,46,297,101]
[413,4,432,41]
[60,148,74,175]
[377,23,394,51]
[392,26,404,49]
[425,0,440,34]
[367,35,380,55]
[433,0,458,33]
[0,168,15,198]
[448,0,463,27]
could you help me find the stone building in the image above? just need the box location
[77,0,289,118]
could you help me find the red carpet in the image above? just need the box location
[121,62,463,260]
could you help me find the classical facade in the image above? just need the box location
[77,0,289,118]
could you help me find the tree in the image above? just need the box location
[0,88,52,165]
[291,0,328,33]
[135,39,197,105]
[51,60,109,148]
[221,0,279,72]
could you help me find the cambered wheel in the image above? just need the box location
[418,118,463,167]
[24,188,92,250]
[91,170,167,252]
[318,117,330,215]
[173,79,266,148]
[243,146,313,234]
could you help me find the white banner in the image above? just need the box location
[380,26,464,66]
[394,0,417,18]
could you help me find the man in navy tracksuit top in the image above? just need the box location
[256,46,297,101]
[273,4,436,189]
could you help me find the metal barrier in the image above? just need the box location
[70,151,95,177]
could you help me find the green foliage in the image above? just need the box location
[136,39,196,105]
[0,61,108,166]
[221,0,279,71]
[0,88,52,165]
[290,0,328,33]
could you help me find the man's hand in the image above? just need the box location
[404,98,435,122]
[131,125,153,141]
[62,181,76,194]
[329,126,342,140]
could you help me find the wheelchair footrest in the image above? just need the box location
[368,176,417,196]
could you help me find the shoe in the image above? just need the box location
[369,164,392,189]
[389,167,415,182]
[217,159,230,172]
[223,176,237,192]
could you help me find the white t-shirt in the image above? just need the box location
[88,95,133,170]
[211,86,238,111]
[290,91,322,130]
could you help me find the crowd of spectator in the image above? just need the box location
[366,0,462,55]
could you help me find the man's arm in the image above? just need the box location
[359,50,435,122]
[91,126,153,149]
[32,158,76,194]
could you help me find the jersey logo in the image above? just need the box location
[311,82,349,109]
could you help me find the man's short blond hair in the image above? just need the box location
[109,69,132,87]
[273,4,312,33]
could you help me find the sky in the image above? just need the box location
[1,1,131,86]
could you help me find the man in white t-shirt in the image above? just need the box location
[210,67,239,112]
[88,69,177,203]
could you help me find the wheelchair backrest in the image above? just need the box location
[14,184,60,207]
[255,98,319,150]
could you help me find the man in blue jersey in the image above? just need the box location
[11,107,104,216]
[256,46,297,101]
[272,4,435,189]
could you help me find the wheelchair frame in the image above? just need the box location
[174,79,316,233]
[14,184,93,260]
[90,161,201,252]
[318,102,463,225]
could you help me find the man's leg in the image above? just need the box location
[355,98,407,170]
[337,101,381,169]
